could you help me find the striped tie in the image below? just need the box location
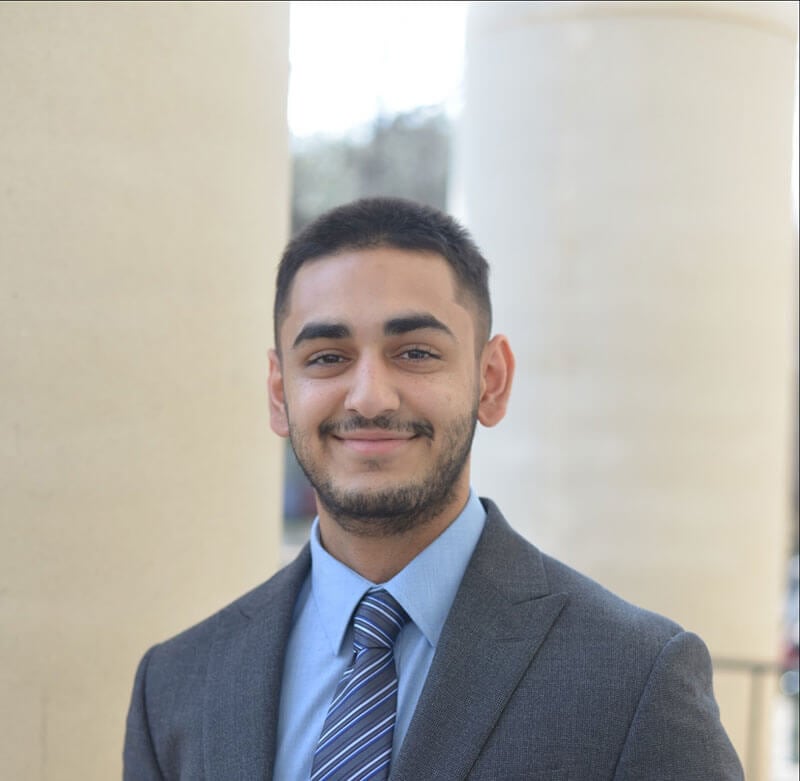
[310,589,410,781]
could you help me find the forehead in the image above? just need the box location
[279,247,470,344]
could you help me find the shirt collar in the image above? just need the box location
[309,490,486,655]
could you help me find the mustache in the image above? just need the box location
[319,414,434,440]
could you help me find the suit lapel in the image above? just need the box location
[391,502,568,781]
[203,547,311,781]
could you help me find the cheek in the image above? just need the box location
[286,379,341,423]
[438,368,477,406]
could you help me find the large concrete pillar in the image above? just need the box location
[0,3,289,779]
[456,2,797,777]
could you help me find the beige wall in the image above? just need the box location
[456,2,797,777]
[0,3,289,778]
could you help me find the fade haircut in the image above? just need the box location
[273,197,492,350]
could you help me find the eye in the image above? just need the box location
[306,352,347,367]
[398,347,439,361]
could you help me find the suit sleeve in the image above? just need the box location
[613,631,744,781]
[123,647,165,781]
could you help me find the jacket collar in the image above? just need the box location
[390,498,568,781]
[203,545,311,780]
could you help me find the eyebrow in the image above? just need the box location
[292,322,351,348]
[291,313,454,349]
[383,314,454,338]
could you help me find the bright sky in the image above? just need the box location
[288,1,468,138]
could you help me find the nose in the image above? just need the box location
[344,353,400,419]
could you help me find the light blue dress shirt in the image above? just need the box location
[273,490,486,781]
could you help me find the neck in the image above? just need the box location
[316,492,469,583]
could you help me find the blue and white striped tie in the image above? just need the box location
[310,589,409,781]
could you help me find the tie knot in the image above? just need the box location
[352,589,409,650]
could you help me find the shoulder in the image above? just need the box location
[142,545,311,677]
[124,547,311,777]
[478,497,683,648]
[468,500,742,777]
[542,549,682,643]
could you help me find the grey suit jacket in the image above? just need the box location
[124,499,743,780]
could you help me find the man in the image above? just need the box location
[124,198,743,780]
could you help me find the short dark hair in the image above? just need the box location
[273,197,492,348]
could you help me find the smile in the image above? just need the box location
[333,432,417,456]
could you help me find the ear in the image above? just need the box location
[477,334,515,428]
[267,349,290,438]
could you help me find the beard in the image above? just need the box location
[288,406,478,538]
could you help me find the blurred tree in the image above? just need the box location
[291,106,451,232]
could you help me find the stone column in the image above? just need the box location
[0,3,289,778]
[456,2,797,777]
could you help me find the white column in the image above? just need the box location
[0,3,289,779]
[456,2,797,776]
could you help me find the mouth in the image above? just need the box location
[333,430,417,456]
[320,415,434,440]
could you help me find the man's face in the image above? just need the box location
[268,247,488,538]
